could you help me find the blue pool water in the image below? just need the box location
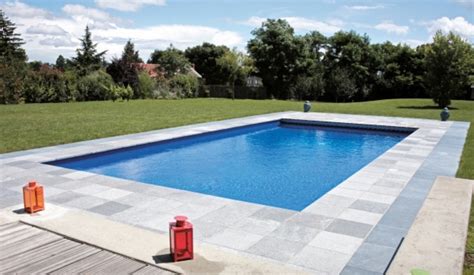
[50,121,409,210]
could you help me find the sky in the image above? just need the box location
[1,0,473,63]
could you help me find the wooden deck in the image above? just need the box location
[0,222,174,274]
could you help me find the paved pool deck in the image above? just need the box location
[0,112,470,274]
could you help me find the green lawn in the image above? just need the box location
[1,98,473,270]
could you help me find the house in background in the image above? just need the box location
[134,63,202,79]
[246,75,263,87]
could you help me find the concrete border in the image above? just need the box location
[387,176,473,275]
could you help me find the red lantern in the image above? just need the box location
[23,181,45,213]
[169,215,193,261]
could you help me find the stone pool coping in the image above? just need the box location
[0,112,470,274]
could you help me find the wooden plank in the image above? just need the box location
[0,239,78,273]
[11,244,100,274]
[81,252,145,274]
[0,231,61,260]
[50,250,118,274]
[0,223,34,238]
[133,265,175,275]
[0,222,27,232]
[0,226,44,246]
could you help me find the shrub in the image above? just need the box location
[76,70,114,101]
[137,71,156,99]
[23,66,77,103]
[169,74,199,98]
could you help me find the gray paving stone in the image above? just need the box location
[365,224,406,248]
[309,231,363,255]
[378,196,423,230]
[115,192,161,206]
[251,207,296,222]
[192,220,228,240]
[4,161,38,169]
[340,266,383,275]
[325,219,373,239]
[62,195,109,210]
[0,189,21,208]
[246,236,306,262]
[347,243,397,273]
[48,191,85,204]
[285,212,334,230]
[52,180,83,191]
[350,200,390,214]
[196,204,257,227]
[232,216,281,235]
[289,245,352,273]
[269,222,320,243]
[205,228,263,251]
[74,183,111,195]
[93,188,132,200]
[88,201,131,216]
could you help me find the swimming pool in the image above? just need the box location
[49,121,410,210]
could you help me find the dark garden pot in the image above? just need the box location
[304,101,311,112]
[440,107,450,121]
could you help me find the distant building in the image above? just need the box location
[134,63,161,78]
[134,63,202,79]
[246,76,263,87]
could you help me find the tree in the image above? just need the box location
[0,10,26,62]
[72,26,106,76]
[323,31,376,101]
[216,50,254,87]
[0,10,27,104]
[106,40,142,97]
[184,43,230,84]
[55,55,66,70]
[148,45,190,78]
[424,31,474,107]
[370,42,426,99]
[247,19,306,99]
[122,40,142,64]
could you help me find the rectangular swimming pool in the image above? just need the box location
[49,121,411,210]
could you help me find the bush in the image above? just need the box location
[169,74,199,98]
[106,84,134,102]
[290,75,324,100]
[23,66,77,103]
[137,71,155,99]
[76,70,114,101]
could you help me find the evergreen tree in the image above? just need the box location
[106,40,142,97]
[72,26,106,76]
[122,40,142,64]
[0,10,26,62]
[0,10,27,104]
[55,55,66,70]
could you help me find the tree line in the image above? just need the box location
[1,11,473,107]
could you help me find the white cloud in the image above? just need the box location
[241,16,343,34]
[27,24,67,36]
[374,21,409,35]
[39,37,77,47]
[62,4,120,29]
[3,1,242,62]
[95,0,166,12]
[344,5,384,10]
[452,0,473,9]
[1,0,51,18]
[426,16,474,38]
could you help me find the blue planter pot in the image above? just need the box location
[304,101,311,112]
[440,107,450,121]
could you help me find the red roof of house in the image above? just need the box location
[134,63,161,78]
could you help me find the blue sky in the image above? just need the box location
[1,0,472,62]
